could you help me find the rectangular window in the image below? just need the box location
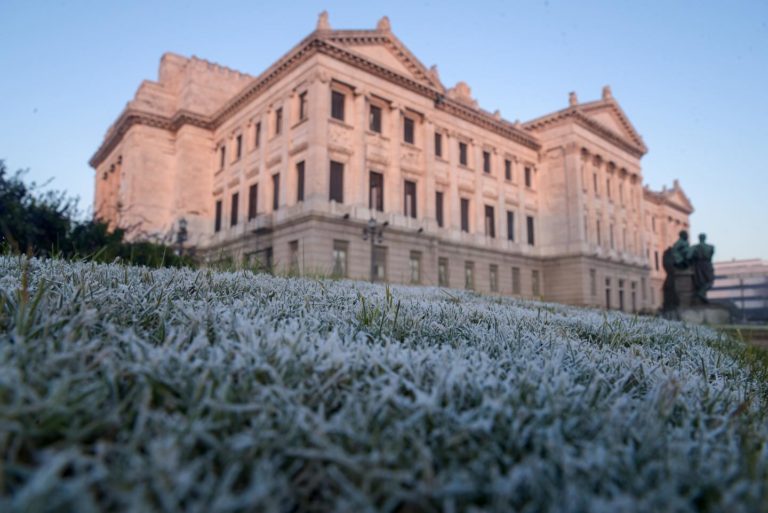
[525,166,532,188]
[369,104,382,133]
[618,279,625,311]
[254,122,261,148]
[465,261,474,290]
[438,257,449,287]
[369,171,384,211]
[435,191,444,227]
[289,240,299,275]
[605,278,612,309]
[606,178,611,200]
[219,145,226,170]
[654,250,660,271]
[483,151,491,173]
[332,240,348,278]
[484,205,495,238]
[409,251,421,284]
[248,183,258,220]
[506,211,515,241]
[330,161,344,203]
[214,199,222,232]
[404,180,417,218]
[526,215,535,246]
[512,267,521,294]
[460,198,470,232]
[403,116,415,144]
[504,159,512,181]
[459,142,468,166]
[593,172,598,195]
[235,134,242,160]
[532,270,541,296]
[272,174,280,211]
[298,91,308,121]
[230,192,239,226]
[489,264,499,292]
[373,246,387,282]
[590,269,597,296]
[275,107,283,135]
[296,161,305,202]
[434,132,443,157]
[631,281,637,312]
[331,90,345,121]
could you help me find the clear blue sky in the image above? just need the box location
[1,1,766,260]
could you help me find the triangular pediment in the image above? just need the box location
[322,30,444,91]
[579,100,646,152]
[666,183,694,213]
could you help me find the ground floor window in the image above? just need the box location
[289,240,299,275]
[465,261,475,290]
[618,279,625,311]
[532,270,541,297]
[489,264,499,292]
[605,277,612,309]
[409,251,421,284]
[332,240,348,278]
[438,257,449,287]
[512,267,521,295]
[373,246,387,282]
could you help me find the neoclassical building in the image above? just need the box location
[90,13,692,311]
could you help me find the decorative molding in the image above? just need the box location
[91,29,542,168]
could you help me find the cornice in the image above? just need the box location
[91,30,541,168]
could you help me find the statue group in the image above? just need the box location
[662,230,715,312]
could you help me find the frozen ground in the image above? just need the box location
[1,256,767,512]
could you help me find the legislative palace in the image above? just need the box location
[90,13,693,312]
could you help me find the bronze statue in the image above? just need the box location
[690,233,715,302]
[671,230,691,269]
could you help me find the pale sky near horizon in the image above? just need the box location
[1,0,766,261]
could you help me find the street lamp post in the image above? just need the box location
[362,218,387,283]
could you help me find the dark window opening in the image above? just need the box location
[369,171,384,211]
[434,132,442,157]
[527,215,535,246]
[484,205,495,238]
[403,116,415,144]
[272,174,280,211]
[330,161,344,203]
[506,211,515,241]
[296,161,305,202]
[435,191,444,227]
[248,184,258,220]
[404,180,417,218]
[459,142,468,166]
[369,104,382,133]
[460,198,470,232]
[230,192,239,226]
[214,200,222,232]
[331,90,345,121]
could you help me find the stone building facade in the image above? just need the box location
[90,13,692,312]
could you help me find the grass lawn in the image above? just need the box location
[1,256,768,512]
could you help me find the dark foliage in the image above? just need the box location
[0,160,193,267]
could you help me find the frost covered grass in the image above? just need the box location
[1,256,768,513]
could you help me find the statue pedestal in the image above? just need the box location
[674,270,696,308]
[678,304,731,325]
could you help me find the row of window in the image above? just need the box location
[589,269,646,311]
[215,160,537,243]
[329,240,541,295]
[584,215,641,254]
[216,86,535,187]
